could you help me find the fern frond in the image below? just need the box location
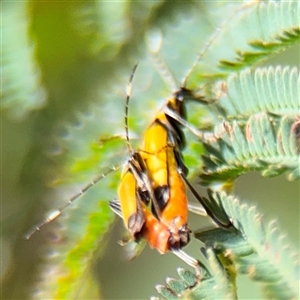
[155,191,299,299]
[214,67,299,121]
[195,192,300,300]
[201,113,300,183]
[186,1,300,88]
[1,2,46,120]
[153,256,235,300]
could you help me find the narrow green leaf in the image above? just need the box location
[177,268,198,288]
[205,248,236,299]
[166,277,188,295]
[156,285,179,300]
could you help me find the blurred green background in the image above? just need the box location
[1,1,299,299]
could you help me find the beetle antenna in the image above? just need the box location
[125,64,139,154]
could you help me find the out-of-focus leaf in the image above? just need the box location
[1,2,46,120]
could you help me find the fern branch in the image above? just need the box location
[154,191,299,299]
[214,66,299,121]
[153,254,235,300]
[219,1,300,70]
[186,1,300,87]
[200,112,300,184]
[196,192,300,300]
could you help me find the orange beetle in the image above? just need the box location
[138,90,193,250]
[109,67,201,270]
[110,60,233,271]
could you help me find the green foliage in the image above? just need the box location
[2,1,299,300]
[1,2,46,119]
[153,251,237,300]
[154,192,299,300]
[185,1,300,88]
[199,66,300,184]
[201,113,299,182]
[149,1,300,300]
[216,66,299,120]
[31,190,116,299]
